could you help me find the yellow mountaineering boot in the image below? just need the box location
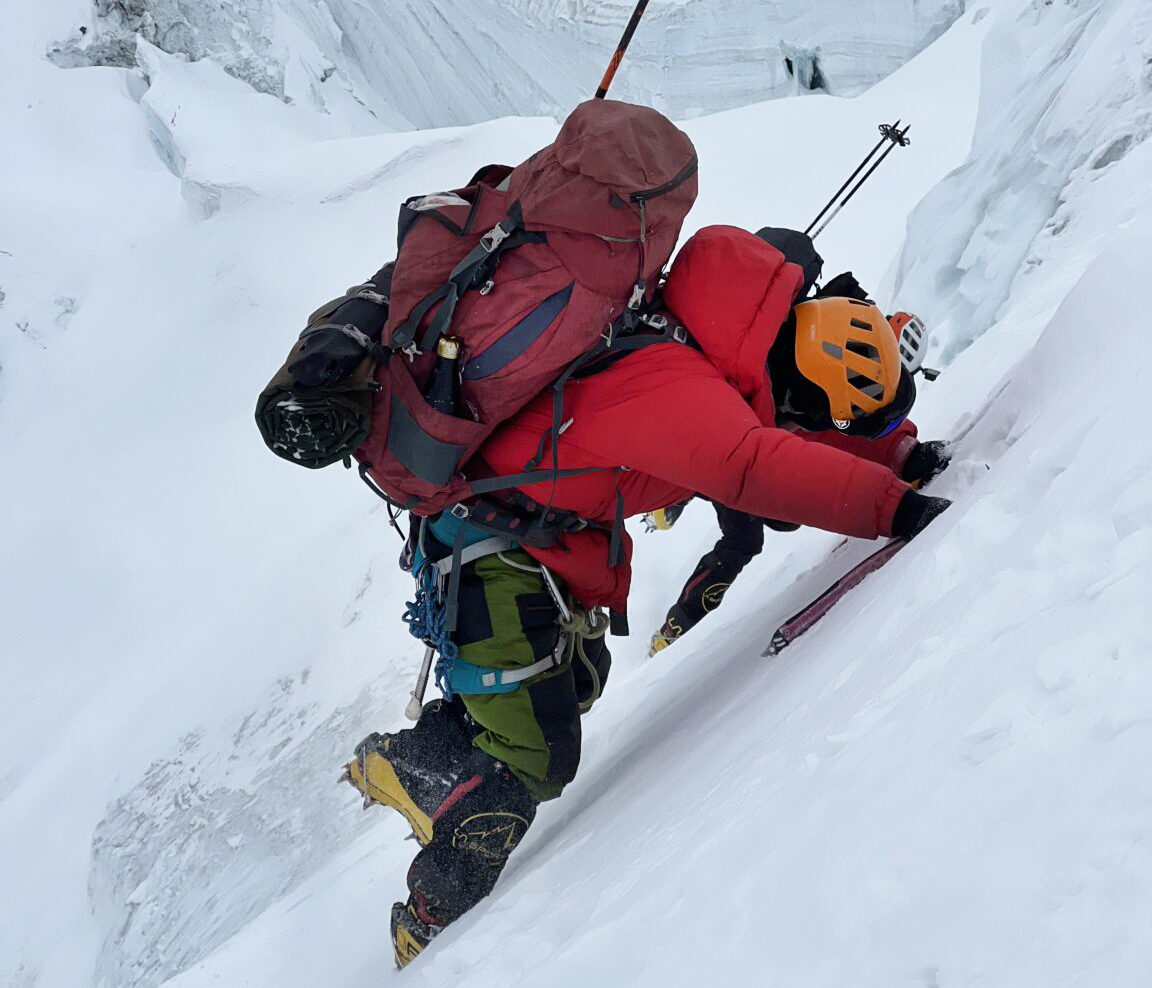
[647,614,685,657]
[391,897,440,968]
[343,736,436,845]
[389,756,538,968]
[340,699,477,845]
[641,498,691,533]
[342,705,540,969]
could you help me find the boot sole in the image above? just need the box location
[347,753,434,845]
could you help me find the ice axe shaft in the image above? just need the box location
[805,121,911,240]
[404,645,434,721]
[594,0,650,98]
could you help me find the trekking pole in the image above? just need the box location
[805,121,912,240]
[804,122,899,237]
[404,645,434,720]
[594,0,650,98]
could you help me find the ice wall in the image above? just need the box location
[890,0,1152,366]
[47,0,965,129]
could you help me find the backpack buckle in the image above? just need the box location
[627,281,645,310]
[643,313,667,329]
[481,222,510,253]
[450,503,471,520]
[671,324,689,344]
[339,324,374,350]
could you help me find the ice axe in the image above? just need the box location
[404,645,434,721]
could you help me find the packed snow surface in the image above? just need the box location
[2,0,1152,986]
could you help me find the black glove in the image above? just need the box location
[891,490,951,540]
[814,271,870,302]
[901,440,952,488]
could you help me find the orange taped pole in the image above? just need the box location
[594,0,650,99]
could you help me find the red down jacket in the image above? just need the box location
[478,225,918,615]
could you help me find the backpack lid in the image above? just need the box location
[508,100,698,251]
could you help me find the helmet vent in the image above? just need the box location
[847,371,884,400]
[846,339,880,362]
[849,317,873,331]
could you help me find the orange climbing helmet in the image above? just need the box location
[791,297,914,438]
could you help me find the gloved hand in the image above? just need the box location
[891,490,951,540]
[901,440,952,488]
[815,271,870,302]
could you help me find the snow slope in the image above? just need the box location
[3,0,1152,986]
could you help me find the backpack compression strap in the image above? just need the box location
[389,202,545,355]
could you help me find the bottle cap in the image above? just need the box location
[436,337,460,359]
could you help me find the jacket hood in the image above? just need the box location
[662,225,804,424]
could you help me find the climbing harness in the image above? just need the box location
[400,519,609,707]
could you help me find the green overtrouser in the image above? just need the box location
[451,550,610,802]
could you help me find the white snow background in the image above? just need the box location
[3,0,1152,986]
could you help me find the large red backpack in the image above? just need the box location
[354,99,698,515]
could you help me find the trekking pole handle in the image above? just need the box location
[405,645,435,720]
[809,123,911,240]
[594,0,650,98]
[805,121,911,239]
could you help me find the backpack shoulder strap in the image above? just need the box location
[569,309,695,381]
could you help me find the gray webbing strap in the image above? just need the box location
[442,521,468,635]
[473,652,559,689]
[432,536,517,577]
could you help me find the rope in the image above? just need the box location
[558,606,610,712]
[403,549,608,706]
[401,565,460,699]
